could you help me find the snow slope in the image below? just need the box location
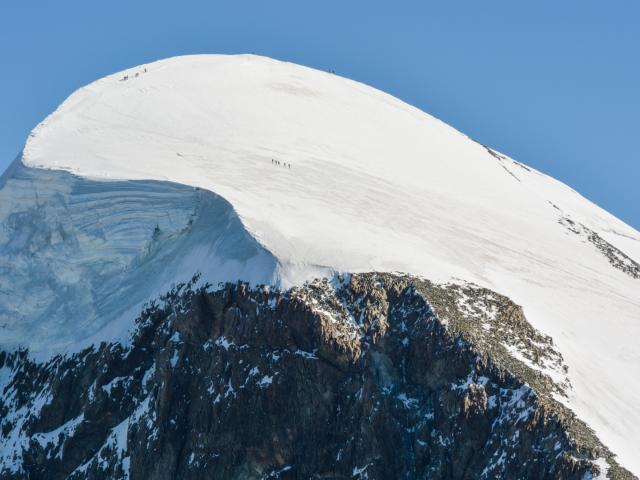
[2,54,639,473]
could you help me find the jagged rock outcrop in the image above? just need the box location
[0,273,634,479]
[559,217,640,279]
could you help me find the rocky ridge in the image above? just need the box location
[0,273,634,479]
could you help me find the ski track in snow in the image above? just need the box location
[0,54,638,474]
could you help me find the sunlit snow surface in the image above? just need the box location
[1,54,639,473]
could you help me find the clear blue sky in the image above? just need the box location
[1,1,638,228]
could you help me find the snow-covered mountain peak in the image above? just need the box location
[21,54,640,281]
[2,54,640,473]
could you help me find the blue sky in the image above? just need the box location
[1,1,638,228]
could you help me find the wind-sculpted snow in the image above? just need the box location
[0,161,277,353]
[1,54,640,473]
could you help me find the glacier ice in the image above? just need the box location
[0,160,277,351]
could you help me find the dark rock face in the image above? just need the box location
[0,273,634,479]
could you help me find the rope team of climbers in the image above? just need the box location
[121,67,148,81]
[271,159,291,169]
